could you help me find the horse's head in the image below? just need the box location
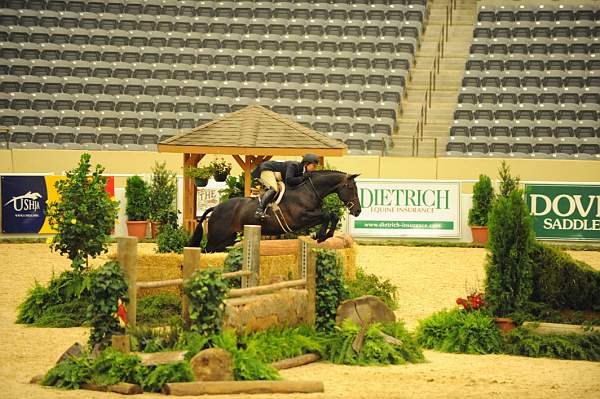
[337,174,361,217]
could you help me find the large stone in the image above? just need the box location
[190,348,234,382]
[56,342,84,364]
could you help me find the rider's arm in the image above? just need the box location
[283,163,304,186]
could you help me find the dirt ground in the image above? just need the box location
[0,243,599,399]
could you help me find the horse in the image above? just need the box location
[188,170,361,252]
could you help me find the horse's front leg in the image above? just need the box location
[324,212,339,240]
[299,209,329,242]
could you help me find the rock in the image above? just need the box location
[56,342,84,364]
[190,348,234,381]
[335,296,396,353]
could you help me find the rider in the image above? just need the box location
[251,153,320,219]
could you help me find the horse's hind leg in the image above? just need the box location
[206,233,238,253]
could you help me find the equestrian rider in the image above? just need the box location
[251,154,320,219]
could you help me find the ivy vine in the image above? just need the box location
[183,269,229,336]
[315,248,347,331]
[87,261,129,347]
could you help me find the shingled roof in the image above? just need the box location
[157,105,347,156]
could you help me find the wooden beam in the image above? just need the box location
[163,380,324,395]
[81,382,143,395]
[136,351,186,366]
[522,322,600,335]
[228,279,306,298]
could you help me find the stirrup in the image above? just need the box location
[255,209,269,219]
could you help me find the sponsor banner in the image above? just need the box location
[1,175,114,234]
[525,184,600,241]
[196,181,227,217]
[349,180,461,238]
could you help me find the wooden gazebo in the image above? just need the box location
[157,105,347,232]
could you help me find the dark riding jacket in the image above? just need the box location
[251,160,305,186]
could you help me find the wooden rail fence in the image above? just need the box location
[116,225,317,328]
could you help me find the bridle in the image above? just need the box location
[306,173,358,211]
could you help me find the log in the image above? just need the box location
[522,322,600,336]
[135,350,186,366]
[228,279,306,298]
[81,382,143,395]
[137,278,183,289]
[222,270,252,279]
[271,354,320,370]
[163,380,324,395]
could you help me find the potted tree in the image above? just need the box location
[468,174,495,244]
[209,157,232,182]
[148,161,177,239]
[125,175,150,239]
[185,165,212,187]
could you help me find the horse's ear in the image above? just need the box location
[349,174,360,180]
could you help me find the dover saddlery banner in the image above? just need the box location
[525,184,600,241]
[349,180,461,238]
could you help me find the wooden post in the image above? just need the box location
[182,247,202,329]
[118,236,137,328]
[183,153,204,232]
[299,237,317,325]
[242,225,261,288]
[111,335,131,353]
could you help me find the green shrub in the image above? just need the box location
[125,175,150,221]
[137,362,194,392]
[156,224,190,254]
[504,327,600,361]
[91,348,141,386]
[485,190,534,316]
[529,242,600,311]
[137,293,182,326]
[346,267,398,310]
[315,248,348,331]
[416,309,503,354]
[468,174,495,227]
[325,320,424,365]
[42,355,93,389]
[17,270,90,327]
[241,325,324,363]
[148,162,177,225]
[212,330,280,381]
[498,160,520,198]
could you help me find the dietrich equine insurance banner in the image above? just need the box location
[1,175,114,234]
[349,180,461,238]
[525,184,600,241]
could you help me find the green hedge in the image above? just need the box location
[530,243,600,311]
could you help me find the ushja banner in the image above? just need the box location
[525,184,600,241]
[1,175,114,234]
[349,180,461,238]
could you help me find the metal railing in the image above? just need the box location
[413,0,456,157]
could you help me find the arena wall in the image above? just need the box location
[1,149,599,189]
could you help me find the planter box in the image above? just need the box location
[126,220,148,239]
[494,317,516,333]
[470,226,488,244]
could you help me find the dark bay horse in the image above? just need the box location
[189,170,361,252]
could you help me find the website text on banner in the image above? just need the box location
[526,184,600,241]
[349,180,461,238]
[1,175,115,234]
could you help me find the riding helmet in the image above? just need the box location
[301,153,320,165]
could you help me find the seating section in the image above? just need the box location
[447,2,600,159]
[0,0,429,153]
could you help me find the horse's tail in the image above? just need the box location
[187,206,215,247]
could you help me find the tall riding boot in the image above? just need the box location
[255,188,277,219]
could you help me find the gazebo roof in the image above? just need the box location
[157,105,347,157]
